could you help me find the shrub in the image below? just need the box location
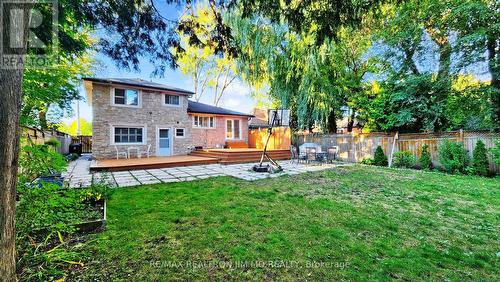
[471,140,489,176]
[490,140,500,166]
[360,158,373,165]
[65,153,80,162]
[419,144,432,170]
[18,143,67,184]
[373,146,388,166]
[438,140,469,174]
[45,138,62,149]
[392,151,417,168]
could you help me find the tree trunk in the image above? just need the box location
[327,109,337,133]
[1,2,31,280]
[347,111,355,132]
[487,36,500,126]
[0,69,24,282]
[437,41,452,80]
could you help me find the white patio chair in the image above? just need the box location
[139,144,152,158]
[114,146,128,159]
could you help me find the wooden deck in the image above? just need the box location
[91,148,292,171]
[90,155,219,172]
[190,148,291,164]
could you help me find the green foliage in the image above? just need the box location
[490,141,500,166]
[58,118,93,136]
[18,143,67,184]
[471,140,490,176]
[66,153,80,162]
[438,140,469,174]
[373,146,388,166]
[16,181,112,281]
[419,144,433,170]
[45,138,61,149]
[360,158,374,165]
[392,151,417,168]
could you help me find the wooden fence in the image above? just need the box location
[71,135,92,153]
[296,131,500,173]
[21,126,73,155]
[249,127,291,150]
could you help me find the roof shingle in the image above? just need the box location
[187,100,254,117]
[83,77,194,95]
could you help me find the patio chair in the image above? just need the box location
[327,146,339,163]
[139,144,152,158]
[290,145,300,164]
[305,147,316,164]
[114,146,128,159]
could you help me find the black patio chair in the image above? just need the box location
[290,145,299,163]
[327,146,339,163]
[305,147,316,164]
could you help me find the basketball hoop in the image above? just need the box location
[268,109,290,127]
[253,109,291,173]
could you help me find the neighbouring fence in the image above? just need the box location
[21,126,73,155]
[249,127,291,150]
[71,135,92,153]
[296,130,500,173]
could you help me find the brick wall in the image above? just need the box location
[92,84,193,159]
[189,115,249,148]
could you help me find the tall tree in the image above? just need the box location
[0,0,191,279]
[175,1,238,106]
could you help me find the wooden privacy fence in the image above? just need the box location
[71,135,92,153]
[249,127,291,150]
[296,131,500,173]
[21,126,72,155]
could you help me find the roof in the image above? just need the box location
[249,108,270,128]
[82,78,194,95]
[187,100,254,117]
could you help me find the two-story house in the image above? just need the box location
[83,78,254,160]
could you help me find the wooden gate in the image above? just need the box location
[71,135,92,153]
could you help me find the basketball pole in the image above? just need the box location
[253,111,283,173]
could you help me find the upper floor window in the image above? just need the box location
[113,88,139,107]
[193,116,215,128]
[164,94,180,106]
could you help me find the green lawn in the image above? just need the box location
[72,166,499,281]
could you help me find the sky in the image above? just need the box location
[64,1,256,124]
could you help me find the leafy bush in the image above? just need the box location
[471,140,489,176]
[490,140,500,166]
[419,144,432,170]
[45,138,62,149]
[438,140,469,174]
[373,146,388,166]
[392,151,416,168]
[18,143,67,184]
[360,158,373,165]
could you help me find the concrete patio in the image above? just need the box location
[64,155,351,188]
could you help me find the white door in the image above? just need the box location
[157,128,171,156]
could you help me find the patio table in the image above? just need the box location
[315,152,328,164]
[127,147,140,159]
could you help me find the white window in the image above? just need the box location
[193,116,215,128]
[113,127,144,144]
[164,94,180,106]
[175,128,185,138]
[113,88,139,107]
[226,119,241,139]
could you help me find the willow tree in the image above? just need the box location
[227,11,379,132]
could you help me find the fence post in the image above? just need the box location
[388,131,399,167]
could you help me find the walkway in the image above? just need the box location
[65,156,350,188]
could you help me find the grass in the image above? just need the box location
[71,165,499,281]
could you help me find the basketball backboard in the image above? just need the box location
[268,109,290,127]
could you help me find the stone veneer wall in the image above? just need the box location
[189,116,249,148]
[92,84,193,159]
